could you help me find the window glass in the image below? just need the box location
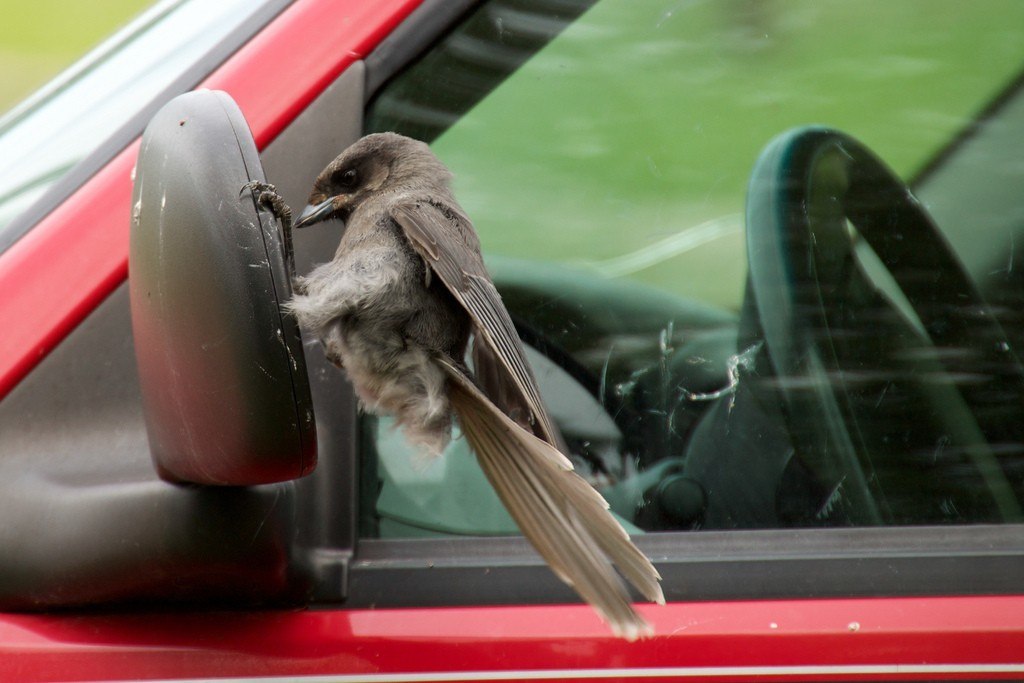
[0,0,272,247]
[363,0,1024,535]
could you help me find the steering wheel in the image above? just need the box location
[742,127,1024,524]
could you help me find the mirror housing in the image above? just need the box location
[129,90,316,485]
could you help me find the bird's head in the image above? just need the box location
[293,132,452,229]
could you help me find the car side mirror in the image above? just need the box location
[129,90,316,485]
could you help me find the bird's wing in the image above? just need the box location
[391,197,559,445]
[393,195,664,636]
[440,358,664,639]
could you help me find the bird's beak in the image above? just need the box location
[293,197,337,229]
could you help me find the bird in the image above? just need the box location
[283,132,664,638]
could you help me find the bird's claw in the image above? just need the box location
[241,180,293,233]
[242,180,298,279]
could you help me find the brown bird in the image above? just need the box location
[285,132,664,638]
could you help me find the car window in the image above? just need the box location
[0,0,277,250]
[363,0,1024,535]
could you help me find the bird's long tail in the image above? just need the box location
[439,358,664,640]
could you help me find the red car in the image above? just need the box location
[1,0,1024,680]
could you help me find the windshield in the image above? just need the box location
[0,0,277,252]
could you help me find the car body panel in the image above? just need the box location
[2,596,1024,682]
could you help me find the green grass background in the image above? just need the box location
[0,0,150,113]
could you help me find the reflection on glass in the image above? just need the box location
[0,0,267,246]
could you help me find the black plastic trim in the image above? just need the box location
[0,0,294,256]
[348,525,1024,608]
[363,0,481,99]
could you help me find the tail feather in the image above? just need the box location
[441,359,663,639]
[471,336,572,455]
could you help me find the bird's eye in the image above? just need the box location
[335,168,358,189]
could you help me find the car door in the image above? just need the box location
[2,1,1024,682]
